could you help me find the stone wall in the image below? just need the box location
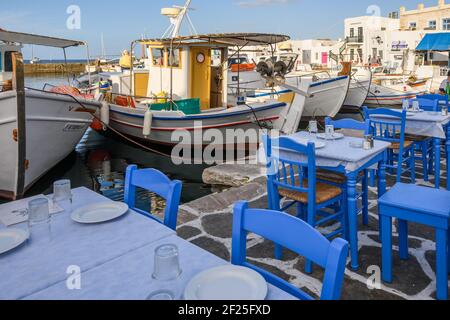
[24,63,85,75]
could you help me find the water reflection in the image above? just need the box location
[24,129,212,206]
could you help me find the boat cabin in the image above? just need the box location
[135,33,289,112]
[0,43,21,83]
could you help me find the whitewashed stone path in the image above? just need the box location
[152,152,449,300]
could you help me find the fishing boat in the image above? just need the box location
[0,29,101,200]
[229,56,350,118]
[343,66,372,109]
[365,77,428,105]
[96,33,307,146]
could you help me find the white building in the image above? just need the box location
[337,15,449,70]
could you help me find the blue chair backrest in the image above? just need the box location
[124,165,182,230]
[263,135,317,207]
[363,106,407,145]
[325,117,370,134]
[407,98,439,112]
[232,201,349,300]
[419,94,448,105]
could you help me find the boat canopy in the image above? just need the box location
[138,33,290,47]
[0,29,85,48]
[416,33,450,52]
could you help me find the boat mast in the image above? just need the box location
[162,0,197,38]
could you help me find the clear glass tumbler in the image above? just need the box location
[28,198,51,243]
[53,180,72,213]
[152,244,182,281]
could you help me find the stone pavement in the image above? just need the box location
[153,152,449,300]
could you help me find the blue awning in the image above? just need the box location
[416,33,450,51]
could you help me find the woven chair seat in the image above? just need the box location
[404,134,432,142]
[316,170,347,184]
[389,140,414,150]
[279,178,342,204]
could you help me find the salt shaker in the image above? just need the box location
[363,135,373,150]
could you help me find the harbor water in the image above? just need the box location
[0,74,212,207]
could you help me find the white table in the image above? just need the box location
[0,188,296,300]
[25,235,296,300]
[284,132,391,270]
[0,187,175,300]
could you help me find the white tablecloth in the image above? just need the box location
[0,187,175,300]
[1,188,296,301]
[281,132,390,173]
[372,111,450,139]
[25,235,296,300]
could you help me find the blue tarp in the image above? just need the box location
[416,33,450,51]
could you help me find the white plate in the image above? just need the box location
[292,138,326,149]
[0,228,29,255]
[184,265,268,300]
[71,202,129,224]
[316,133,345,141]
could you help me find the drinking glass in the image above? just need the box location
[308,120,318,135]
[325,125,335,138]
[152,244,182,281]
[402,99,409,111]
[53,180,72,213]
[412,100,420,112]
[28,198,51,242]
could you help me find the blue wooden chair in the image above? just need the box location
[379,183,450,300]
[320,118,371,226]
[124,165,182,231]
[419,94,448,109]
[232,201,349,300]
[363,107,415,183]
[406,98,439,181]
[264,135,345,273]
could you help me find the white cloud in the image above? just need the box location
[235,0,297,8]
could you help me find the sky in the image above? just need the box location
[0,0,443,59]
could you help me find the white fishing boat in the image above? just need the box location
[0,30,101,200]
[96,33,307,146]
[343,66,372,109]
[229,56,350,118]
[365,77,428,105]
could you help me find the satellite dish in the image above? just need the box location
[161,7,182,18]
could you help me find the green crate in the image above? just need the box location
[150,98,200,115]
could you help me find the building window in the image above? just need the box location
[151,48,165,66]
[409,22,417,29]
[350,49,355,61]
[167,48,181,68]
[349,28,354,38]
[428,20,437,30]
[357,27,363,42]
[443,18,450,30]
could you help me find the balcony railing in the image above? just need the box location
[346,36,364,43]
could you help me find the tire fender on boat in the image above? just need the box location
[143,109,153,137]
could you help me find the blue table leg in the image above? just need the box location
[447,140,450,191]
[434,138,441,189]
[381,214,393,283]
[398,219,409,260]
[377,152,388,240]
[362,170,369,226]
[436,228,448,300]
[347,172,359,270]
